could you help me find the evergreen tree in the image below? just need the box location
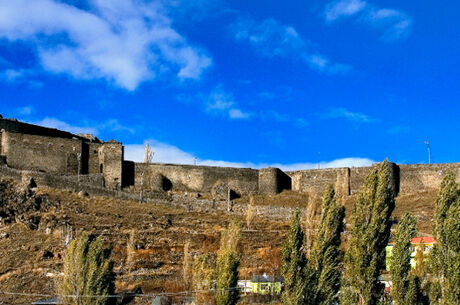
[340,160,396,305]
[310,185,345,305]
[390,211,421,305]
[193,253,216,305]
[59,233,115,305]
[282,209,316,305]
[429,172,460,305]
[215,221,241,305]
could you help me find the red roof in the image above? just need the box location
[411,237,435,244]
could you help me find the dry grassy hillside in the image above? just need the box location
[0,178,438,304]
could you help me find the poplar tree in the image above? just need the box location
[340,160,396,305]
[310,185,345,305]
[193,253,216,305]
[429,172,460,305]
[282,209,316,305]
[390,211,421,305]
[215,221,241,305]
[59,233,115,305]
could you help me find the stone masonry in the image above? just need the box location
[1,115,460,198]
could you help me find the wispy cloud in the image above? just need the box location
[17,105,35,116]
[33,117,99,135]
[0,68,44,88]
[0,0,212,90]
[324,0,413,41]
[259,110,308,128]
[325,0,367,21]
[125,139,374,170]
[326,107,378,123]
[205,86,251,120]
[230,17,351,74]
[31,117,134,136]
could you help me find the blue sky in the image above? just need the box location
[0,0,459,169]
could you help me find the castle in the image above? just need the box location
[1,114,459,199]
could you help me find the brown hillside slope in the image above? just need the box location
[0,179,436,304]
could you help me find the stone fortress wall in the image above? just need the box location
[0,116,123,188]
[1,114,460,199]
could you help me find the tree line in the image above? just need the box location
[56,161,459,305]
[281,161,460,305]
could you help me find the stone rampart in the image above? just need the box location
[399,163,460,193]
[288,167,351,197]
[2,115,460,200]
[1,131,83,174]
[288,162,400,197]
[0,117,81,139]
[259,167,292,195]
[100,141,123,189]
[134,163,259,196]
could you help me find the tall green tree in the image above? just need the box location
[429,172,460,305]
[193,253,216,305]
[340,160,396,305]
[215,221,241,305]
[59,233,115,305]
[310,185,345,305]
[282,209,316,305]
[390,211,421,305]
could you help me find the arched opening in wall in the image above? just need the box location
[100,164,103,173]
[162,176,172,191]
[229,189,241,200]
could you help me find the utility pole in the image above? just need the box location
[424,141,431,164]
[194,157,197,166]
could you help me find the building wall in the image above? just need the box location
[0,117,78,139]
[134,163,259,195]
[258,167,292,195]
[88,142,103,174]
[1,131,83,174]
[100,141,124,189]
[0,130,3,155]
[288,162,399,197]
[349,167,373,195]
[399,163,460,193]
[288,167,352,197]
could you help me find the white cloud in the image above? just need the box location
[325,0,367,21]
[324,0,412,41]
[1,69,25,81]
[17,106,35,116]
[205,86,251,120]
[230,17,351,74]
[33,117,99,135]
[31,117,133,136]
[124,139,374,170]
[304,54,352,74]
[0,0,212,90]
[0,69,44,88]
[326,107,378,123]
[124,141,197,165]
[229,109,250,119]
